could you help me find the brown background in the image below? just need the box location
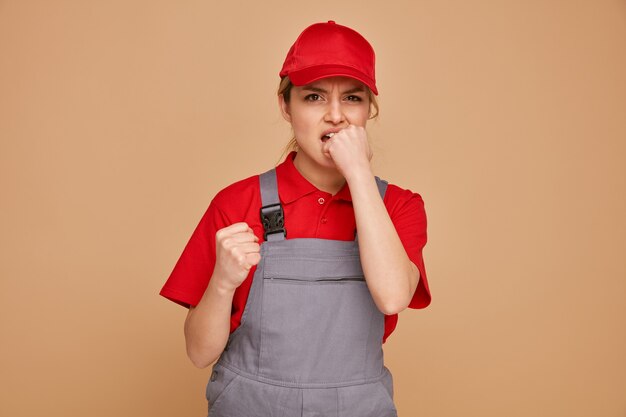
[1,1,625,416]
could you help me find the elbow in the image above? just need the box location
[380,282,414,315]
[379,272,416,315]
[189,356,210,369]
[186,345,219,369]
[188,351,217,369]
[380,299,409,315]
[381,262,420,314]
[187,347,208,368]
[378,290,410,315]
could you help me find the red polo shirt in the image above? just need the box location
[160,150,431,343]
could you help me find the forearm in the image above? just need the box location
[184,274,235,368]
[349,172,419,315]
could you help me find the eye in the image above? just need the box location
[304,93,321,101]
[346,95,363,102]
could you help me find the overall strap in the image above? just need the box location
[354,176,388,242]
[259,168,286,241]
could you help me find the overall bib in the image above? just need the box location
[206,168,398,417]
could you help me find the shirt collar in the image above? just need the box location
[275,150,353,203]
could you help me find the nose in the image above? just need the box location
[324,98,346,124]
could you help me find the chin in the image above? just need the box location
[318,154,339,170]
[298,144,336,168]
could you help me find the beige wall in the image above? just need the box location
[1,1,625,416]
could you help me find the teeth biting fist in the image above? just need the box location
[321,124,373,181]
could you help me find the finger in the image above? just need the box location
[230,231,259,243]
[246,252,262,266]
[239,242,261,253]
[322,141,331,155]
[224,222,251,234]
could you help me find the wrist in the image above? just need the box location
[345,167,375,186]
[210,273,237,296]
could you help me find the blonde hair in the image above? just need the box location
[276,76,379,164]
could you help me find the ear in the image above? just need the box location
[278,94,292,123]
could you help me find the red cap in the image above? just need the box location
[279,21,378,95]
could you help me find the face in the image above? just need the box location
[279,76,371,170]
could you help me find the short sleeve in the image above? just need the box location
[159,199,230,308]
[389,191,432,309]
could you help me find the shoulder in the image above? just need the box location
[212,174,260,208]
[381,180,426,217]
[209,173,263,218]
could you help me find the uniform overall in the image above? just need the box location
[205,168,398,417]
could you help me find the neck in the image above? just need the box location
[293,152,346,195]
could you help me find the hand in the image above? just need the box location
[321,124,373,181]
[212,222,261,292]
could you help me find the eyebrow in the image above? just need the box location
[302,86,366,94]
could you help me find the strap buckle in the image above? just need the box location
[260,203,286,240]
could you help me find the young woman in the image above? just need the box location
[160,20,432,417]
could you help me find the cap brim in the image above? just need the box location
[287,65,378,95]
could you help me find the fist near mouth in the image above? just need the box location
[321,125,373,180]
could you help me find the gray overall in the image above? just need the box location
[206,168,398,417]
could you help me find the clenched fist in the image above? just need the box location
[212,222,261,292]
[321,124,373,182]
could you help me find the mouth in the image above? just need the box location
[321,132,336,142]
